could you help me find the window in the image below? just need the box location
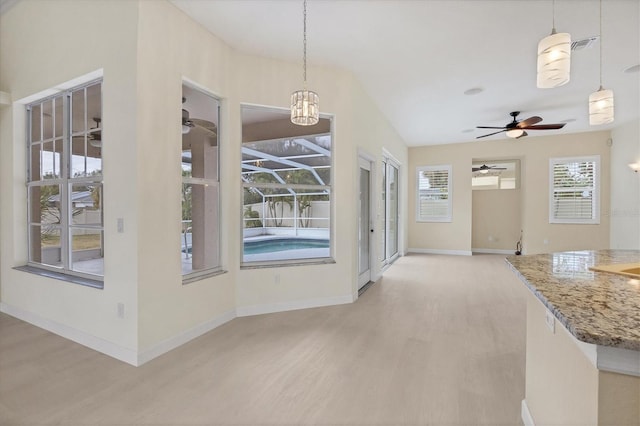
[549,156,600,224]
[27,80,103,280]
[416,165,451,222]
[181,83,221,279]
[241,106,332,266]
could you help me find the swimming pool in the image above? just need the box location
[243,238,329,255]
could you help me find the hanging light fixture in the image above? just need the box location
[291,0,319,126]
[537,0,571,88]
[589,0,614,125]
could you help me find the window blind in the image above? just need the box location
[416,165,451,222]
[550,157,599,224]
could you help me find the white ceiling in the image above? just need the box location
[171,0,639,146]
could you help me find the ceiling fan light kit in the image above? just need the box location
[589,0,614,126]
[506,128,525,139]
[476,111,565,140]
[291,0,319,126]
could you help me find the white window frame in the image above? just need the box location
[26,79,104,283]
[181,81,223,282]
[549,155,600,224]
[240,106,334,268]
[416,165,452,223]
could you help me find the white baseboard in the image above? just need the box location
[472,248,517,255]
[407,248,472,256]
[0,302,138,366]
[137,309,236,366]
[521,399,535,426]
[236,294,354,317]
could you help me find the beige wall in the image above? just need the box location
[0,0,140,352]
[0,0,408,360]
[610,118,640,250]
[408,131,611,254]
[472,189,521,252]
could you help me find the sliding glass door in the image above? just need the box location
[382,156,399,266]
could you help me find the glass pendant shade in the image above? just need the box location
[537,31,571,88]
[589,88,614,125]
[291,89,319,126]
[506,129,525,138]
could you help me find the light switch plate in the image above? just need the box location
[545,309,555,333]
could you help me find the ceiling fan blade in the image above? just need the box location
[516,131,528,139]
[524,123,566,130]
[476,126,508,130]
[491,167,507,170]
[476,130,507,139]
[191,118,217,136]
[472,168,482,172]
[516,116,542,128]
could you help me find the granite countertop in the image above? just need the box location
[506,249,640,351]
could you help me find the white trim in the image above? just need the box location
[15,69,104,105]
[472,248,516,255]
[357,147,376,163]
[548,155,600,224]
[596,345,640,377]
[407,248,472,256]
[521,399,535,426]
[137,309,236,366]
[236,294,354,317]
[416,164,452,223]
[0,302,138,366]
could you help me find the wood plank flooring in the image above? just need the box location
[0,254,527,425]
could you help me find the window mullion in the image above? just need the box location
[60,92,71,271]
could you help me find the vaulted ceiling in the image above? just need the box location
[172,0,639,146]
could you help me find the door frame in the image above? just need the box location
[381,150,401,268]
[357,151,376,290]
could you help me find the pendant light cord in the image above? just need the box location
[303,0,308,89]
[599,0,603,89]
[552,0,556,31]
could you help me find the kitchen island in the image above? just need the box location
[506,249,640,426]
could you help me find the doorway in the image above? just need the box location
[358,156,374,289]
[382,155,400,267]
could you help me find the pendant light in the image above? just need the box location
[589,0,614,125]
[291,0,319,126]
[537,0,571,88]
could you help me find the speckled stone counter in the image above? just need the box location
[506,249,640,351]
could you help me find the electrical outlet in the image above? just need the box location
[545,309,555,333]
[117,302,125,319]
[543,238,549,245]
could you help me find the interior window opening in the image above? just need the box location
[241,105,333,266]
[181,83,221,278]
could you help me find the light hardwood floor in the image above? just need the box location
[0,254,527,425]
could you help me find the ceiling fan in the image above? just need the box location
[476,111,566,139]
[182,98,217,140]
[472,164,506,173]
[72,117,102,148]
